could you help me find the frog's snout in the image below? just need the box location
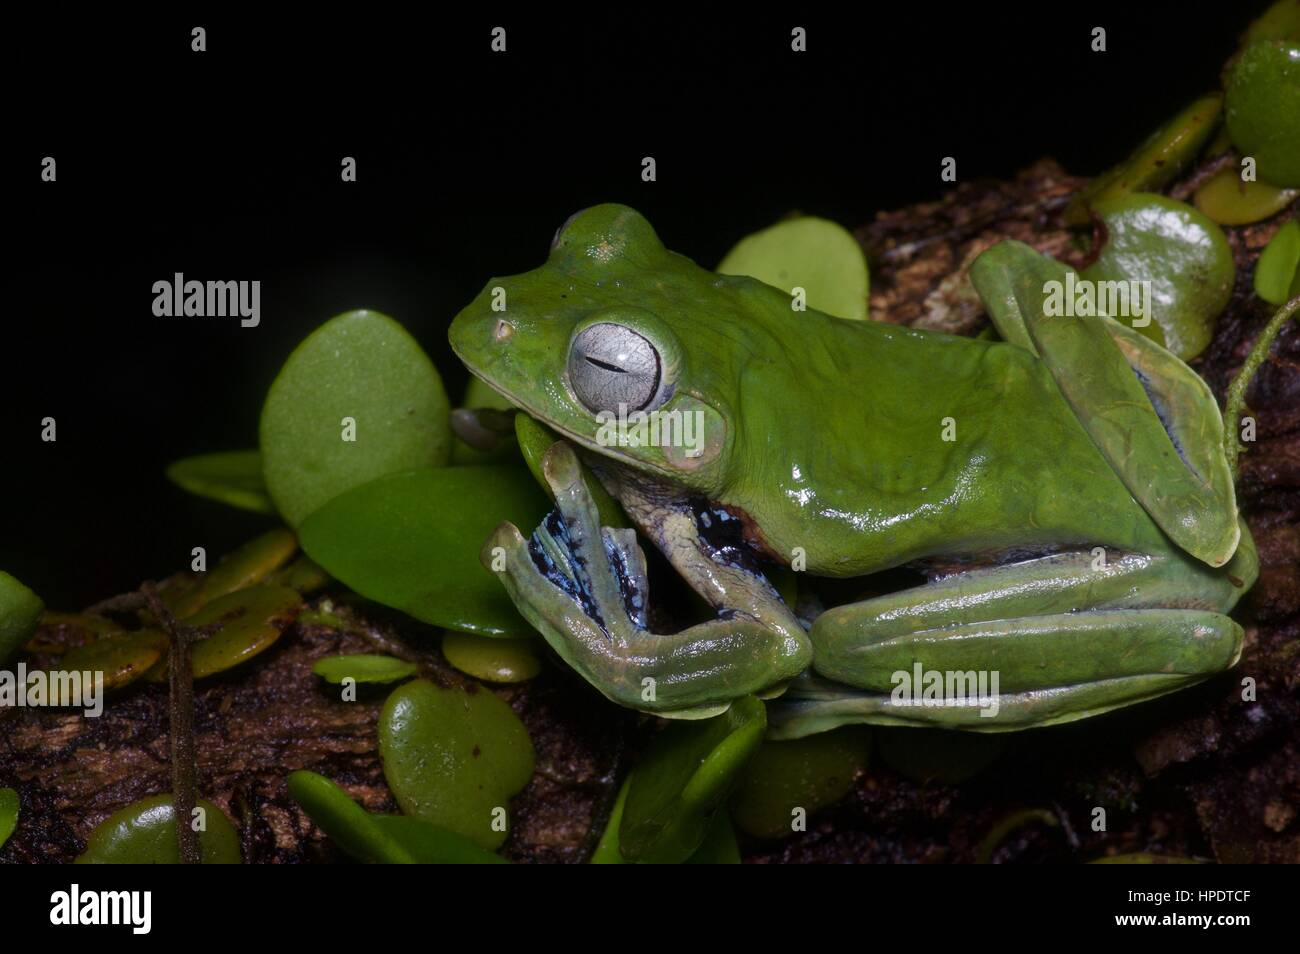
[448,300,511,372]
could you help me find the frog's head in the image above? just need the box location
[450,204,750,495]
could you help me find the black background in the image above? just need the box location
[3,5,1262,608]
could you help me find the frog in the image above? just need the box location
[448,203,1258,739]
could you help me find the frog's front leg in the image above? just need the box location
[483,443,811,714]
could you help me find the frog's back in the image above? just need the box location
[721,302,1166,576]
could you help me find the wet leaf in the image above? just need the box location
[0,572,44,666]
[684,811,741,864]
[56,629,169,691]
[165,450,276,515]
[1193,166,1299,225]
[592,778,742,864]
[589,777,631,864]
[1225,40,1300,187]
[441,632,541,683]
[312,653,417,685]
[1082,193,1235,359]
[287,770,396,860]
[620,696,766,863]
[1254,220,1300,304]
[369,816,508,864]
[717,216,870,319]
[730,727,871,840]
[298,467,549,637]
[186,584,303,678]
[75,795,241,864]
[286,770,506,864]
[976,808,1060,863]
[168,529,299,618]
[0,788,17,850]
[269,555,332,595]
[378,679,534,850]
[876,726,1006,784]
[260,310,452,527]
[1241,0,1300,46]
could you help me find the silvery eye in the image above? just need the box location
[569,323,662,413]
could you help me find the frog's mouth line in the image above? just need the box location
[459,367,688,480]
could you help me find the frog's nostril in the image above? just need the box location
[493,319,514,343]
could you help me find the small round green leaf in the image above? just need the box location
[1225,40,1300,188]
[165,450,276,515]
[186,584,303,678]
[620,696,766,864]
[1193,166,1299,225]
[1082,193,1235,359]
[57,629,169,692]
[0,572,44,666]
[0,788,18,850]
[730,727,871,840]
[298,467,550,636]
[260,310,452,526]
[378,679,534,850]
[442,632,541,683]
[312,654,418,685]
[75,795,241,864]
[718,216,870,319]
[1241,0,1300,46]
[876,727,1006,785]
[168,529,299,618]
[270,555,332,595]
[1255,220,1300,305]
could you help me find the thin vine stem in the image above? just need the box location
[142,581,201,865]
[1224,296,1299,482]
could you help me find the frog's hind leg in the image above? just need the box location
[969,241,1239,567]
[776,535,1257,739]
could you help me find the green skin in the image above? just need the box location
[449,204,1258,739]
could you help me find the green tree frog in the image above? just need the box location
[449,204,1257,738]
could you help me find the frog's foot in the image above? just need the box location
[971,241,1240,567]
[483,443,811,714]
[780,539,1256,737]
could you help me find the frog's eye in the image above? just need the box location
[568,323,663,413]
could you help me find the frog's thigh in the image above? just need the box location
[485,443,811,714]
